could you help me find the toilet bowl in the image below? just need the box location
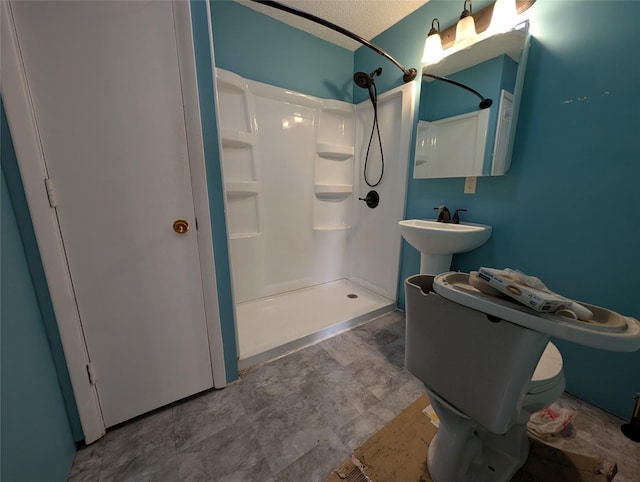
[404,272,640,482]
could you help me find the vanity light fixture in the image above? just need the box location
[455,0,478,48]
[421,19,444,64]
[422,0,536,66]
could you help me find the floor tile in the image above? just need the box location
[99,440,178,482]
[318,329,377,367]
[336,406,394,452]
[68,467,102,482]
[250,392,336,475]
[176,419,269,481]
[173,384,247,453]
[273,431,349,482]
[297,369,378,432]
[97,406,175,471]
[215,458,274,482]
[344,353,417,403]
[272,343,343,392]
[352,311,405,345]
[237,362,291,414]
[69,443,103,477]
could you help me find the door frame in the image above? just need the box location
[1,0,227,444]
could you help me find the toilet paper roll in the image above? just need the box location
[556,309,578,320]
[555,303,594,322]
[567,301,593,321]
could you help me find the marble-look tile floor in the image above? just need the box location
[68,311,640,482]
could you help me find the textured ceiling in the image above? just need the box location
[237,0,431,51]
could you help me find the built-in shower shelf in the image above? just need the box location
[313,225,351,232]
[316,143,354,160]
[221,129,255,148]
[314,184,352,199]
[225,181,259,198]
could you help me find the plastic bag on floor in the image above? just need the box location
[527,403,576,440]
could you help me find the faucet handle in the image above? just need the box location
[434,205,451,223]
[452,208,467,224]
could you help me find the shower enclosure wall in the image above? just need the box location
[215,69,415,368]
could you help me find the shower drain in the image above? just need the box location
[347,293,358,299]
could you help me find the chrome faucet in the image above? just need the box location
[434,205,451,223]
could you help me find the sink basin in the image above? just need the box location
[399,219,492,274]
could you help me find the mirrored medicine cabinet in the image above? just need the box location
[414,21,531,179]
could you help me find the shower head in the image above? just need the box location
[354,71,372,89]
[353,68,383,89]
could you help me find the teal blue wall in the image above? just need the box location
[2,156,76,479]
[355,0,640,418]
[191,0,238,383]
[209,0,354,102]
[1,103,83,442]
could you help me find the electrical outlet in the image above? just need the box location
[464,176,477,194]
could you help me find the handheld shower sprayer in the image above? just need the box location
[353,68,382,89]
[353,67,385,188]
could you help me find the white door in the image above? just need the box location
[11,1,214,427]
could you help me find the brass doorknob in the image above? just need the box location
[173,219,189,234]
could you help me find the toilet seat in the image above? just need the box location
[528,342,563,394]
[521,342,566,420]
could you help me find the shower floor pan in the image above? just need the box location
[236,279,395,370]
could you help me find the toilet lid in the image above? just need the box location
[529,342,563,393]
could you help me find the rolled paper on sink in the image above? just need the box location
[556,309,578,320]
[567,301,593,321]
[555,303,593,321]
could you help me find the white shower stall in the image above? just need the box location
[215,69,416,368]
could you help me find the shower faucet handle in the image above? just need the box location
[453,209,467,224]
[359,190,380,209]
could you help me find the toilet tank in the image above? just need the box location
[405,275,549,434]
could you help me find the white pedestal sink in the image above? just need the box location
[399,219,492,274]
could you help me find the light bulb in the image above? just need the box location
[455,1,477,48]
[489,0,518,33]
[422,19,443,64]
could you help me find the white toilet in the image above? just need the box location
[405,273,640,482]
